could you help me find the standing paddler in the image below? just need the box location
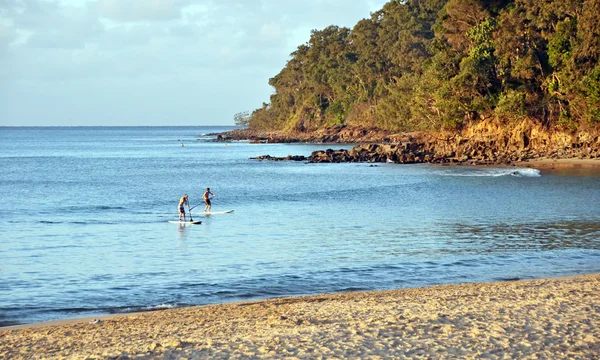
[203,188,216,213]
[178,194,190,221]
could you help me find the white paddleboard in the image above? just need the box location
[191,210,234,215]
[168,220,202,225]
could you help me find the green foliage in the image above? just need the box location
[495,90,527,119]
[574,0,600,71]
[557,107,578,131]
[375,75,418,130]
[547,18,575,70]
[583,65,600,123]
[325,100,346,125]
[233,111,250,127]
[247,0,600,132]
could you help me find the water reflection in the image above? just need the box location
[177,223,188,241]
[448,220,600,252]
[540,166,600,177]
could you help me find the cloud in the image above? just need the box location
[0,0,390,125]
[1,0,104,49]
[0,23,17,54]
[93,0,191,22]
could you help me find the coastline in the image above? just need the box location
[221,124,600,166]
[2,274,599,359]
[516,157,600,169]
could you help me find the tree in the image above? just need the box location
[245,0,599,133]
[234,111,250,127]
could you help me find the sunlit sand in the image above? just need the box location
[2,274,599,359]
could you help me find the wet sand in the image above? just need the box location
[1,274,599,359]
[517,157,600,169]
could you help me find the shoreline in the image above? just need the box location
[516,157,600,169]
[2,273,599,358]
[221,124,600,166]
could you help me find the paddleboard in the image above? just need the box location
[191,210,234,215]
[168,220,202,225]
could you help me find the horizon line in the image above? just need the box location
[0,125,239,128]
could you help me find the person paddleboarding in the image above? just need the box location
[203,188,216,213]
[178,194,190,221]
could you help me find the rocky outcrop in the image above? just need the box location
[252,143,438,164]
[251,154,308,161]
[241,119,600,165]
[218,125,404,144]
[307,143,434,164]
[420,119,600,165]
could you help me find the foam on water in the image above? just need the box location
[509,167,541,177]
[437,166,541,177]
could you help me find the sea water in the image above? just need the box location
[1,126,599,326]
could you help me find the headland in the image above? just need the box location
[221,120,600,168]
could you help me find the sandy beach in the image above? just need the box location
[1,274,599,359]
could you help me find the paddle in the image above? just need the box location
[189,203,202,211]
[187,199,194,222]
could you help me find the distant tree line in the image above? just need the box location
[245,0,600,133]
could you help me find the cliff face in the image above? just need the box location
[232,120,600,165]
[424,120,600,164]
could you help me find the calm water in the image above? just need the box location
[1,126,600,326]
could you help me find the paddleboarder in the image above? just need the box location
[203,188,216,213]
[178,194,190,221]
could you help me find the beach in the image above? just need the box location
[2,274,599,359]
[517,157,600,169]
[2,128,600,358]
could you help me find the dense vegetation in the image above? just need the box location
[246,0,600,133]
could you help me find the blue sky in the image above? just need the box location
[0,0,388,126]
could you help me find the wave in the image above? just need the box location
[31,303,180,316]
[78,205,126,211]
[114,303,178,314]
[65,220,161,225]
[509,168,541,177]
[36,218,174,225]
[439,167,541,178]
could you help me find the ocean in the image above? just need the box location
[1,126,599,326]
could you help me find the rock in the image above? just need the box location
[164,340,182,348]
[148,343,162,351]
[241,119,600,165]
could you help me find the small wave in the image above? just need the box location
[37,303,181,317]
[60,205,126,212]
[114,304,178,314]
[18,244,84,252]
[214,290,237,296]
[336,287,369,292]
[439,167,541,178]
[510,168,541,177]
[495,277,522,282]
[46,307,99,314]
[150,303,177,310]
[95,205,126,210]
[0,320,23,327]
[67,220,132,225]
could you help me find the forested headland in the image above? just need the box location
[227,0,600,164]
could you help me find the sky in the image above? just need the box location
[0,0,389,126]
